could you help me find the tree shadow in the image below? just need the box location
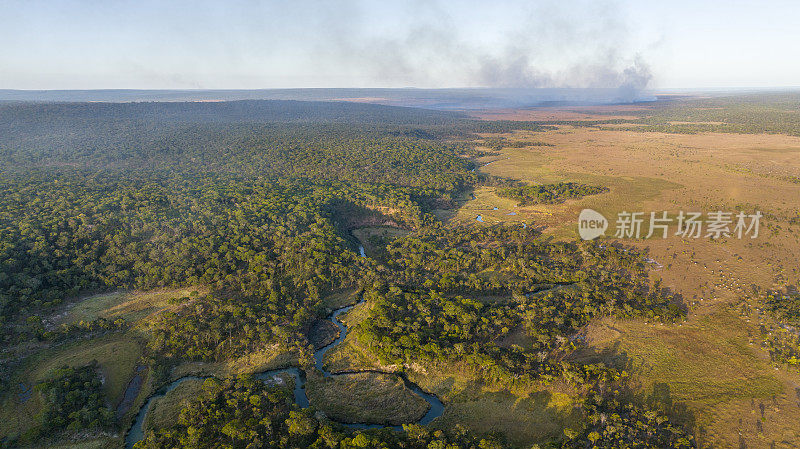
[643,382,696,431]
[570,342,700,445]
[566,341,632,372]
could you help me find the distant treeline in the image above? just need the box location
[520,94,800,138]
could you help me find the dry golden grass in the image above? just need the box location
[322,288,360,311]
[468,103,649,121]
[432,388,580,447]
[454,122,800,448]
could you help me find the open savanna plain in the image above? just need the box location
[436,97,800,448]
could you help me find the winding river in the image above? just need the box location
[125,246,443,448]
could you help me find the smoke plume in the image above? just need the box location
[309,0,653,98]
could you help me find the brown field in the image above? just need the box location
[326,108,800,447]
[445,112,800,448]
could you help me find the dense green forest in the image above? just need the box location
[355,226,681,385]
[0,100,691,448]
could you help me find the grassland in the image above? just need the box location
[0,333,142,446]
[143,379,206,432]
[169,347,301,379]
[580,306,800,448]
[321,288,360,311]
[305,371,429,425]
[444,105,800,448]
[432,388,580,447]
[52,287,208,327]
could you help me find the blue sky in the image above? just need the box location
[1,0,798,90]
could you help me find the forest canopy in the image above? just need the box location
[0,100,691,449]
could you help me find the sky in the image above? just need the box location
[1,0,799,90]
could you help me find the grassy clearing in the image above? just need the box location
[433,388,580,448]
[321,288,359,311]
[144,379,205,432]
[170,346,300,379]
[394,357,583,448]
[582,307,782,406]
[56,287,207,326]
[25,334,141,403]
[581,305,800,448]
[438,186,523,226]
[447,177,679,241]
[305,371,428,425]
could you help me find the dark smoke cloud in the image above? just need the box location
[0,0,655,96]
[310,0,653,97]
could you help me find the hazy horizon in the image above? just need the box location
[2,0,799,91]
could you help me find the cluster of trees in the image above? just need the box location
[762,328,800,368]
[355,285,615,385]
[480,137,553,151]
[353,226,683,384]
[147,291,312,362]
[763,288,800,325]
[136,375,693,449]
[497,182,608,205]
[40,317,127,343]
[760,289,800,368]
[134,376,506,449]
[0,171,430,346]
[561,387,695,449]
[33,363,114,434]
[381,225,682,320]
